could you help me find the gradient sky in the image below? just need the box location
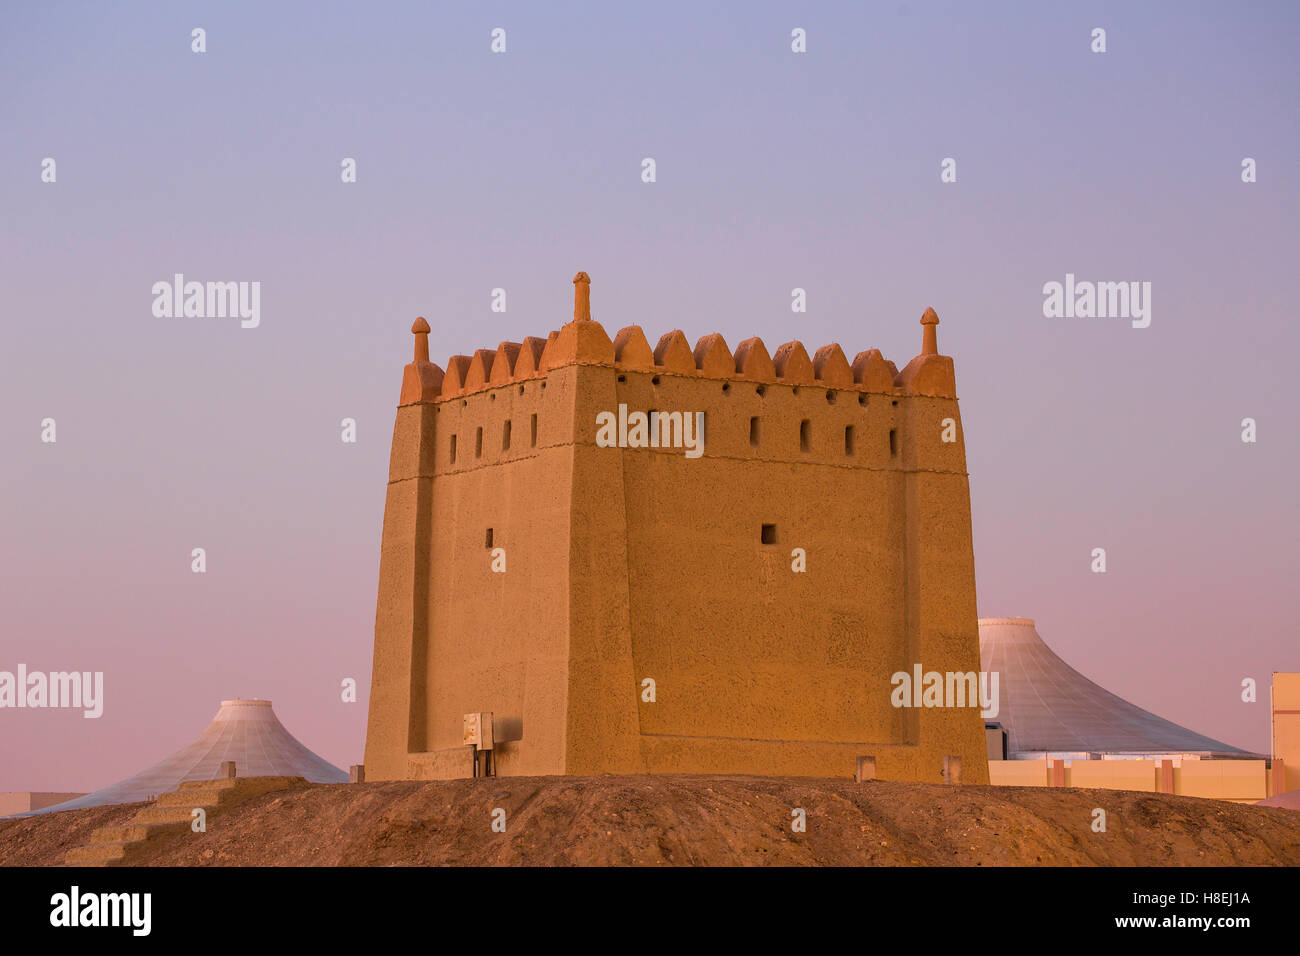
[2,1,1297,791]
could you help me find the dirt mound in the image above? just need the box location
[2,802,140,866]
[4,775,1298,866]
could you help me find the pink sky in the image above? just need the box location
[2,2,1297,791]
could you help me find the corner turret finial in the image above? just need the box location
[573,271,591,321]
[920,307,939,356]
[412,316,431,363]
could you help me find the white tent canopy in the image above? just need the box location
[24,698,346,815]
[979,618,1255,759]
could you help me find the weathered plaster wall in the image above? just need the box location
[365,275,989,784]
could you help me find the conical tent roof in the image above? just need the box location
[1256,790,1300,809]
[26,698,347,815]
[979,618,1255,758]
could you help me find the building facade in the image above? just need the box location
[364,272,989,783]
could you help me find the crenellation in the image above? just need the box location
[514,336,548,379]
[772,341,815,384]
[733,337,776,379]
[419,332,956,471]
[693,333,733,376]
[852,349,896,392]
[414,318,950,403]
[463,349,495,391]
[442,355,471,398]
[489,342,521,385]
[546,316,614,371]
[613,326,655,367]
[653,330,695,372]
[812,343,854,387]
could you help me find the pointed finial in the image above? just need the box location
[920,307,939,356]
[573,271,591,321]
[412,316,430,363]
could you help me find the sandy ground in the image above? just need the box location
[3,775,1298,866]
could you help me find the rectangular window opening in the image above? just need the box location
[449,434,458,464]
[761,523,777,545]
[530,413,538,447]
[485,528,494,548]
[475,426,483,458]
[502,419,512,451]
[749,416,760,447]
[889,428,898,457]
[845,425,856,456]
[799,419,811,453]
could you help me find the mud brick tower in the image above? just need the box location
[364,272,989,783]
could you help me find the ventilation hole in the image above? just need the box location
[449,434,458,464]
[845,425,855,456]
[530,413,538,447]
[721,382,730,393]
[889,429,898,457]
[489,393,496,401]
[617,374,626,383]
[461,399,468,407]
[761,524,777,545]
[475,427,483,458]
[799,419,811,453]
[485,528,494,548]
[891,399,898,407]
[518,384,525,395]
[749,417,760,447]
[756,385,766,397]
[825,390,836,404]
[792,386,800,396]
[651,375,661,385]
[858,394,867,406]
[502,420,512,451]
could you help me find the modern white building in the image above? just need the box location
[14,698,346,816]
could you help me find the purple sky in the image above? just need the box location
[2,1,1297,790]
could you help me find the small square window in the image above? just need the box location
[761,524,777,545]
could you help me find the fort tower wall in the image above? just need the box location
[364,274,989,783]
